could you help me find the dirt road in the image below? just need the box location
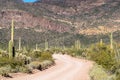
[6,54,93,80]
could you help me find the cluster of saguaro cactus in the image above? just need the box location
[74,40,81,50]
[45,39,48,50]
[8,19,15,59]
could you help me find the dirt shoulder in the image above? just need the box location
[0,54,93,80]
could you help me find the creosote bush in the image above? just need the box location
[40,51,53,61]
[87,43,116,70]
[90,64,116,80]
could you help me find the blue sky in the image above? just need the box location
[23,0,38,3]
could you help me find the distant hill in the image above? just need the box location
[0,0,119,48]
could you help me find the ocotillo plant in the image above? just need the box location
[45,39,48,50]
[8,19,15,58]
[18,37,21,51]
[110,32,113,49]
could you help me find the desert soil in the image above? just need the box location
[0,54,93,80]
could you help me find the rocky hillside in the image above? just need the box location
[0,0,119,48]
[0,0,120,35]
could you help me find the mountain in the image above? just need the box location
[0,0,120,48]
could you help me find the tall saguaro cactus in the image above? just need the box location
[35,44,38,51]
[110,32,113,49]
[18,37,21,51]
[9,19,15,59]
[45,39,48,50]
[75,40,81,50]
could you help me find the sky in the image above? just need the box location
[23,0,38,3]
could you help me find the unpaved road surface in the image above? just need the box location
[3,54,93,80]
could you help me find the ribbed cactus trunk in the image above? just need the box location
[9,19,15,59]
[9,40,13,58]
[110,33,113,49]
[18,37,21,51]
[75,40,81,50]
[35,44,38,51]
[45,39,48,50]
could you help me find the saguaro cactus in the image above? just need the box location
[100,39,103,46]
[8,19,15,58]
[35,44,38,51]
[9,40,13,58]
[75,40,81,50]
[18,37,21,51]
[45,39,48,50]
[110,32,113,49]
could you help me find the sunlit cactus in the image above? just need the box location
[8,40,13,58]
[8,19,15,59]
[110,32,113,49]
[35,44,38,51]
[100,39,103,46]
[45,39,48,50]
[18,37,21,51]
[75,40,81,50]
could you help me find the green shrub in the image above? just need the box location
[0,65,11,77]
[40,51,53,61]
[31,50,42,58]
[0,57,24,68]
[28,60,54,71]
[115,65,120,80]
[90,64,115,80]
[18,66,32,73]
[116,73,120,80]
[87,44,116,70]
[28,61,41,70]
[41,60,54,68]
[15,54,31,65]
[62,48,85,57]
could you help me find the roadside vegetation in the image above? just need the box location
[55,33,120,80]
[0,19,120,80]
[0,19,54,77]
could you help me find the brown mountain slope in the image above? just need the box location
[0,0,119,48]
[0,0,120,35]
[0,9,73,33]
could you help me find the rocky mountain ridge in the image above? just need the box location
[0,0,119,48]
[0,0,119,35]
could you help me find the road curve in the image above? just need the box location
[6,54,93,80]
